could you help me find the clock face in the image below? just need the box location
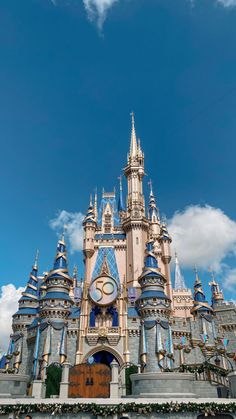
[89,275,118,306]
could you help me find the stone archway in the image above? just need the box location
[82,345,124,366]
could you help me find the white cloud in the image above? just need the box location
[83,0,118,29]
[168,205,236,271]
[0,284,24,353]
[50,210,84,253]
[223,267,236,291]
[189,0,236,7]
[217,0,236,7]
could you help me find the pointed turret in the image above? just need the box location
[172,253,193,318]
[40,235,73,321]
[148,180,160,239]
[137,241,170,308]
[191,269,213,316]
[94,190,98,222]
[12,251,40,331]
[209,274,224,308]
[148,180,159,222]
[136,241,172,373]
[118,176,125,215]
[83,196,96,258]
[69,265,78,300]
[129,112,138,160]
[174,253,187,289]
[20,250,39,301]
[83,195,96,225]
[159,219,172,302]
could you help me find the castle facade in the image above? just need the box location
[4,116,236,398]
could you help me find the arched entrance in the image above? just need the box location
[90,350,117,366]
[83,345,123,366]
[68,350,120,398]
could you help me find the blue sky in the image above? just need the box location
[1,0,236,336]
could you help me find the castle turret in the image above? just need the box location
[10,251,40,373]
[40,234,73,321]
[172,253,193,318]
[148,180,160,239]
[12,251,40,332]
[83,196,96,261]
[136,241,173,372]
[209,275,224,308]
[159,221,173,303]
[118,175,126,220]
[191,270,213,316]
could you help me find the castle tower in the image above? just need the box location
[10,252,40,373]
[83,197,97,282]
[118,175,126,221]
[159,221,173,303]
[148,180,160,240]
[123,114,149,286]
[172,253,193,318]
[13,251,40,332]
[191,270,213,317]
[136,241,173,372]
[40,234,73,321]
[209,276,224,308]
[31,235,74,377]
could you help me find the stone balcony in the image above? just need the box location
[86,326,120,346]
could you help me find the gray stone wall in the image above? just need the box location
[127,334,139,366]
[66,334,77,365]
[145,326,157,373]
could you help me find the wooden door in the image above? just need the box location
[68,363,111,398]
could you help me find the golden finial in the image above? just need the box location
[34,249,39,268]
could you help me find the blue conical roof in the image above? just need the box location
[20,251,39,301]
[148,181,159,222]
[40,236,73,312]
[47,235,71,281]
[137,241,169,303]
[83,197,96,224]
[191,272,213,315]
[139,241,166,282]
[145,241,158,269]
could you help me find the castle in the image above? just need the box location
[3,115,236,399]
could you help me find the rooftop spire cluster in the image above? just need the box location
[128,112,144,163]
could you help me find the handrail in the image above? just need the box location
[177,363,230,388]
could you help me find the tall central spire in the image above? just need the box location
[123,114,148,286]
[129,112,138,159]
[124,112,145,215]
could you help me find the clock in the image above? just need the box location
[89,275,118,306]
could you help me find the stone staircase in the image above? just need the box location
[193,380,219,398]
